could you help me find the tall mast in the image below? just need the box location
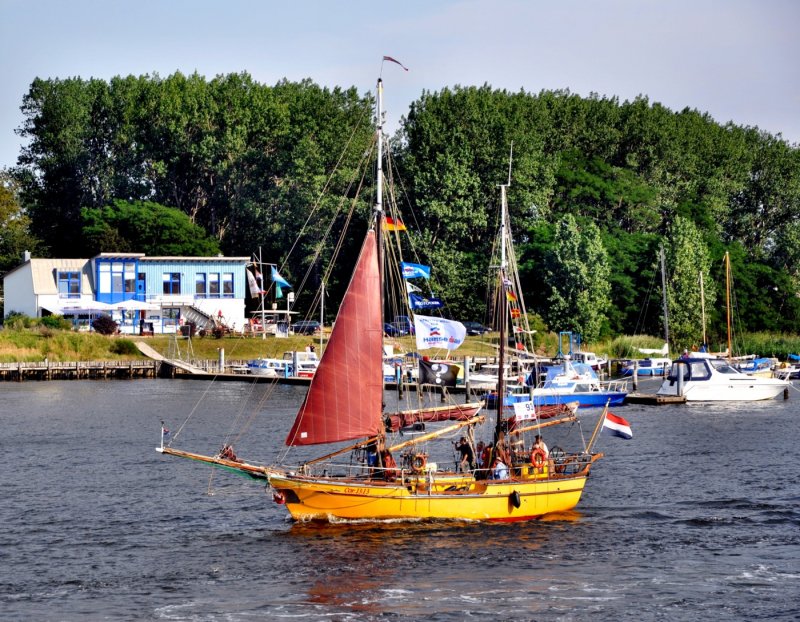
[375,79,384,222]
[375,77,385,415]
[496,183,509,441]
[659,244,670,349]
[725,251,732,358]
[699,271,706,348]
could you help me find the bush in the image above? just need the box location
[40,315,72,330]
[110,339,139,355]
[92,314,118,335]
[4,311,32,329]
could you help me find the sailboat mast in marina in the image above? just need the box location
[157,64,609,522]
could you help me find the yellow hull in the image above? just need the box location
[269,469,591,522]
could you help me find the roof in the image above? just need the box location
[30,259,94,295]
[139,256,249,263]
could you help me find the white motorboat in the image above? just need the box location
[656,357,789,401]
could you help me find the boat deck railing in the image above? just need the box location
[603,378,630,392]
[300,450,594,484]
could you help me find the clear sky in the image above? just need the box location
[1,0,798,171]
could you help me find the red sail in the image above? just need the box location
[285,230,384,446]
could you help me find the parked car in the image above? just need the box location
[292,320,321,335]
[384,323,409,337]
[462,321,490,336]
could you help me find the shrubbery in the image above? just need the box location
[110,339,139,355]
[3,311,32,329]
[40,315,73,330]
[91,314,118,335]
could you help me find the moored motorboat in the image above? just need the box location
[621,357,672,377]
[656,357,789,401]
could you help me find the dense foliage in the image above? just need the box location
[7,74,800,350]
[81,200,221,256]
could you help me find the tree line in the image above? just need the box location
[3,72,800,350]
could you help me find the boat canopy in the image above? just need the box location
[544,362,598,382]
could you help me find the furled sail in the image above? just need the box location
[285,230,384,446]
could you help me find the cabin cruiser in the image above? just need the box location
[247,351,319,378]
[656,357,789,401]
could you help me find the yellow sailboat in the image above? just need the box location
[158,66,606,523]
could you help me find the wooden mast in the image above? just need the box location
[496,183,509,441]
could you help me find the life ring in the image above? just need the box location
[411,454,427,472]
[531,447,547,469]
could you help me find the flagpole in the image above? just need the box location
[585,399,610,454]
[259,247,266,340]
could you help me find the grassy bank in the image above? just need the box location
[2,325,799,364]
[0,327,503,363]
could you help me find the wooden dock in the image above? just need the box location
[625,392,686,405]
[0,360,160,381]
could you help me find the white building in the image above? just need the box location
[3,252,251,334]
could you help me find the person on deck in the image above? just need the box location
[533,434,549,457]
[492,431,511,479]
[379,449,398,482]
[455,437,476,472]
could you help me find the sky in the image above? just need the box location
[1,0,798,171]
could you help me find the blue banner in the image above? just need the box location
[401,262,431,280]
[409,293,443,310]
[271,266,291,288]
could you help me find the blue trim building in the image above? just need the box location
[4,252,251,334]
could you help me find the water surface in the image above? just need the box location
[1,378,798,620]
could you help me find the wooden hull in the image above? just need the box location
[269,468,593,522]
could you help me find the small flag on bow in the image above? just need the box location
[603,412,633,439]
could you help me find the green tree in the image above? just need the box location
[81,200,221,256]
[541,214,611,342]
[0,170,42,274]
[664,216,715,350]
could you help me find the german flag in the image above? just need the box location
[383,216,407,231]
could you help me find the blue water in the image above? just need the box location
[1,378,799,620]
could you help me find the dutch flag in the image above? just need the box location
[603,412,633,440]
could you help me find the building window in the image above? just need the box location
[98,263,111,294]
[222,273,234,298]
[112,263,123,293]
[124,262,136,293]
[163,307,180,328]
[195,273,207,297]
[162,273,181,295]
[58,271,81,298]
[208,273,220,297]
